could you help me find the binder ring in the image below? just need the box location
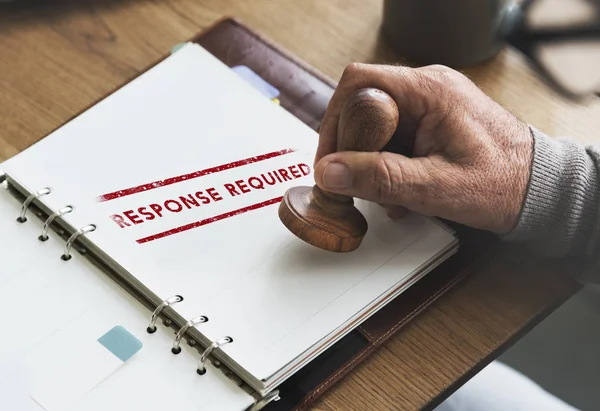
[17,187,51,223]
[196,336,233,375]
[147,295,184,334]
[171,316,208,354]
[249,390,281,411]
[39,206,74,241]
[61,224,96,261]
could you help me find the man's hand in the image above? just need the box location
[313,63,534,234]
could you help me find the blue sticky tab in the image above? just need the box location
[170,42,186,54]
[231,65,280,99]
[97,326,143,362]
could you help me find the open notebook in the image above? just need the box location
[0,184,255,411]
[0,42,458,406]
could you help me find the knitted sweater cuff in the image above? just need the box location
[502,126,600,258]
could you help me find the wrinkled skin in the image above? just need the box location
[313,63,534,234]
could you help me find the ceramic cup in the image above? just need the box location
[381,0,522,67]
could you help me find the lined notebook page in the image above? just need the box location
[0,186,254,411]
[1,43,455,383]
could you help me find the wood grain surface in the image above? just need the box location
[0,1,596,410]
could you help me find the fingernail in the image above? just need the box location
[323,163,352,188]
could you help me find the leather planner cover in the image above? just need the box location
[6,15,499,411]
[190,17,499,411]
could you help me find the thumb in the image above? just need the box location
[313,151,432,208]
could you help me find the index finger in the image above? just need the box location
[314,63,429,167]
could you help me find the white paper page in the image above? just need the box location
[0,43,455,383]
[1,42,319,302]
[0,190,49,288]
[194,204,455,380]
[267,239,457,389]
[0,186,253,411]
[0,188,108,373]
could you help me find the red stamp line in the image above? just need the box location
[136,196,283,244]
[96,149,296,202]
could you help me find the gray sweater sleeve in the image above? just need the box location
[503,126,600,285]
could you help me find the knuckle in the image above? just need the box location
[435,69,457,86]
[414,66,470,113]
[341,62,365,80]
[430,68,458,87]
[425,64,455,74]
[420,65,465,89]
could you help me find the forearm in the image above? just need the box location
[503,126,600,284]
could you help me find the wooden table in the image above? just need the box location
[1,1,599,410]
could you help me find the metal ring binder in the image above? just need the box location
[196,336,233,375]
[17,187,51,223]
[147,295,184,334]
[171,316,208,354]
[39,205,74,241]
[61,224,96,261]
[249,390,281,411]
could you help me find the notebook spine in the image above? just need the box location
[170,315,209,355]
[14,184,97,260]
[147,307,278,410]
[39,205,74,242]
[7,180,279,410]
[61,224,97,261]
[146,295,184,334]
[17,187,51,223]
[197,336,233,375]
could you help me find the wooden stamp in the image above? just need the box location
[278,88,400,252]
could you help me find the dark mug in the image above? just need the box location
[381,0,522,67]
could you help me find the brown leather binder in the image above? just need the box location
[187,17,498,411]
[2,15,499,411]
